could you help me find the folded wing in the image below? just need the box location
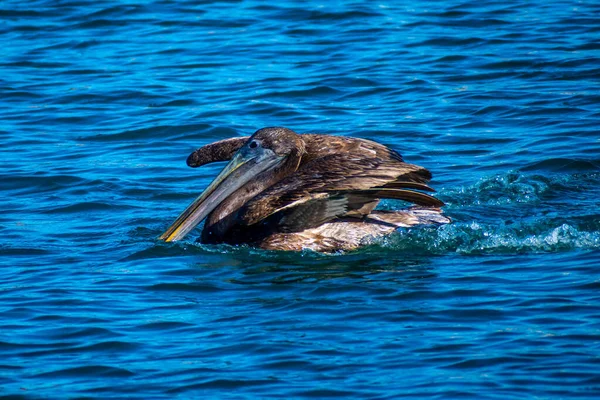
[234,153,443,237]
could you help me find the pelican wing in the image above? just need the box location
[301,134,404,163]
[237,154,442,233]
[252,189,443,235]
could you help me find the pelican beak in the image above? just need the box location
[159,146,283,242]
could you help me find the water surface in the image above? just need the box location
[1,0,600,398]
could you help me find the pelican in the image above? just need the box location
[159,127,450,252]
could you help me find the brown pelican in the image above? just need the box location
[159,127,450,252]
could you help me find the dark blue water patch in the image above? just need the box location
[0,247,53,257]
[33,365,135,378]
[520,158,600,173]
[0,61,71,69]
[80,123,215,142]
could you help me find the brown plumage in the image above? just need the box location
[160,127,450,252]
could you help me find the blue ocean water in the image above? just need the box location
[1,0,600,398]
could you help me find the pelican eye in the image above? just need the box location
[249,140,259,149]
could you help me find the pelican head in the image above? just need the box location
[159,127,303,242]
